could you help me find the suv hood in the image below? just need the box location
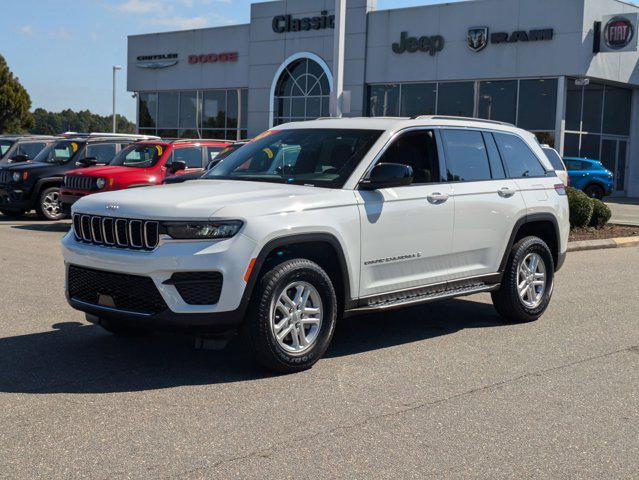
[66,165,146,177]
[72,180,356,220]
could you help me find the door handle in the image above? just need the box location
[498,187,516,198]
[427,192,449,204]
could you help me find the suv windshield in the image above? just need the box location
[0,140,14,158]
[542,147,565,171]
[110,144,163,168]
[204,129,383,188]
[34,140,83,164]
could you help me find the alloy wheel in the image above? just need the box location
[516,252,547,309]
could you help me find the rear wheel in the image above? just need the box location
[492,236,555,323]
[245,259,338,373]
[584,184,604,200]
[36,186,66,220]
[0,208,26,218]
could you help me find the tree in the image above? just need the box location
[31,108,136,135]
[0,54,33,133]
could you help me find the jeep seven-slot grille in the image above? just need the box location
[68,265,167,315]
[64,175,95,191]
[0,171,12,184]
[73,213,159,250]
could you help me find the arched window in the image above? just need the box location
[273,58,331,126]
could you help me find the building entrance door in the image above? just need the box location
[601,137,628,194]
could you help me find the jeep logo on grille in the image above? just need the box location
[106,204,119,211]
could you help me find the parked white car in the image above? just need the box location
[61,116,570,372]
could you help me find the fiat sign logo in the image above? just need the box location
[604,17,634,50]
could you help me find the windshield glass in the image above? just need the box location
[110,144,163,168]
[0,140,14,158]
[34,140,82,164]
[542,148,565,171]
[204,129,383,188]
[206,144,244,169]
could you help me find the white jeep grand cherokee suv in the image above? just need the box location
[62,117,569,372]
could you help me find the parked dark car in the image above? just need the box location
[564,157,614,199]
[162,141,248,184]
[0,135,59,165]
[0,133,158,220]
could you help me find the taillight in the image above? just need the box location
[565,174,570,187]
[554,183,567,195]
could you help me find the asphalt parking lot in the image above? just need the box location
[0,215,637,479]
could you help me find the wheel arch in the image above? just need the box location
[32,177,64,200]
[240,233,355,318]
[500,214,561,273]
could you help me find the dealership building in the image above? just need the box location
[127,0,639,196]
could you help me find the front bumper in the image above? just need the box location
[60,192,84,214]
[0,185,32,210]
[61,230,258,331]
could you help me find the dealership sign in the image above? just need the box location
[467,27,554,52]
[188,52,238,64]
[392,32,445,56]
[272,11,335,33]
[599,14,638,52]
[136,53,178,69]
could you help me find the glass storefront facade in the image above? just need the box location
[367,78,558,147]
[138,89,248,140]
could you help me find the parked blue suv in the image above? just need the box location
[563,157,614,199]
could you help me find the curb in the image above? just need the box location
[568,236,639,252]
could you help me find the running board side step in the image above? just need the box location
[345,281,500,316]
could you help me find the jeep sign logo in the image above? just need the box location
[392,32,445,56]
[605,17,634,50]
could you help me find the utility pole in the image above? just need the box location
[112,65,123,132]
[330,0,346,117]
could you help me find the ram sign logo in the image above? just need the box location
[467,27,489,52]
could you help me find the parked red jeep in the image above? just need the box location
[60,139,231,213]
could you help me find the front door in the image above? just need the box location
[356,129,455,298]
[601,137,628,194]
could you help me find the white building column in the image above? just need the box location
[554,76,567,155]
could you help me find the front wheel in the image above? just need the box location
[492,236,555,323]
[245,259,338,373]
[584,184,604,200]
[36,186,66,221]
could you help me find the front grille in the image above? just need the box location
[68,265,168,315]
[72,213,159,250]
[166,272,223,305]
[0,170,12,184]
[64,175,95,191]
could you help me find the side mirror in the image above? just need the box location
[10,154,29,163]
[360,163,414,190]
[169,160,187,173]
[78,157,98,167]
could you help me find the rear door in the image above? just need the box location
[356,128,455,298]
[442,129,526,279]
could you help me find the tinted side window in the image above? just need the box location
[207,146,224,162]
[542,148,566,171]
[18,142,46,159]
[378,130,440,184]
[86,143,117,164]
[173,147,203,169]
[564,160,581,171]
[441,129,492,182]
[494,133,546,178]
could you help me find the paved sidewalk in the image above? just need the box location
[605,197,639,226]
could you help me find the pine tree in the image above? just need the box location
[0,54,33,133]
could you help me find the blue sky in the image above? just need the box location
[1,0,634,121]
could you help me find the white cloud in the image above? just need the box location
[117,0,164,14]
[149,15,210,30]
[19,25,34,36]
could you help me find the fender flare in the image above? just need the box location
[32,177,64,201]
[237,233,354,318]
[499,213,561,273]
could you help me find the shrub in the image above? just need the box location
[567,187,593,228]
[589,198,612,228]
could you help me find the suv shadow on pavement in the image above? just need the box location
[0,298,505,395]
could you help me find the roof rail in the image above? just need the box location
[62,132,161,139]
[412,115,514,127]
[168,138,231,144]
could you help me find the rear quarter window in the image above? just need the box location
[494,133,546,178]
[542,148,566,171]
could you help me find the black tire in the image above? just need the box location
[491,236,555,323]
[245,259,338,373]
[584,184,604,200]
[98,318,150,337]
[35,186,66,221]
[0,208,26,218]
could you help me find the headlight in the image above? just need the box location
[12,172,24,183]
[162,221,243,240]
[96,178,107,189]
